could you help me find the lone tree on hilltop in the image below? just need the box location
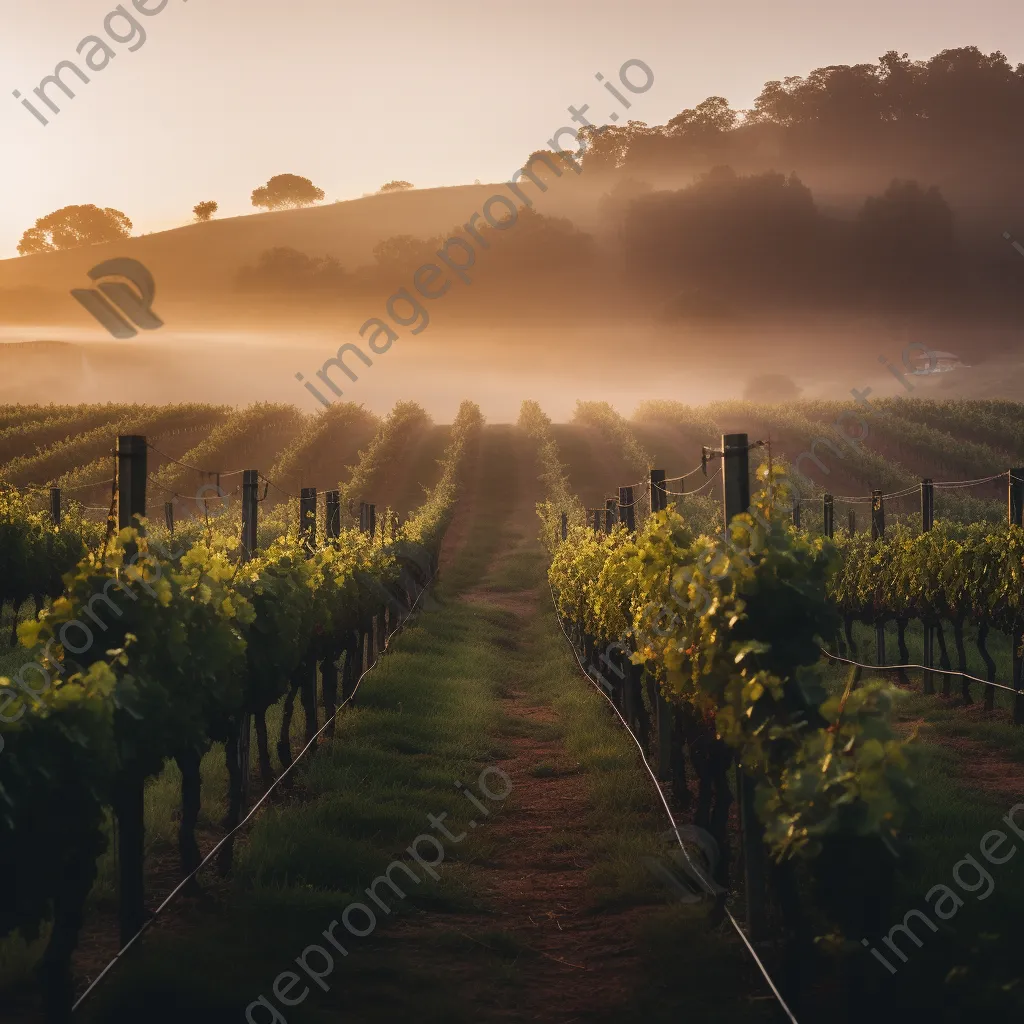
[251,174,325,211]
[17,205,132,255]
[193,200,219,223]
[378,180,414,193]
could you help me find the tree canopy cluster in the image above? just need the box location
[193,201,218,223]
[624,168,964,314]
[250,174,325,211]
[577,46,1024,196]
[16,205,132,256]
[234,208,595,297]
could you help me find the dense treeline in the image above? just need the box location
[242,168,1024,321]
[243,167,1005,318]
[622,171,970,314]
[12,45,1024,329]
[579,47,1024,197]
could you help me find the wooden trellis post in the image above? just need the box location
[242,471,259,560]
[560,512,568,541]
[325,490,341,540]
[605,497,617,532]
[50,486,61,527]
[722,433,767,941]
[871,490,885,540]
[618,486,635,532]
[164,501,174,537]
[117,434,147,531]
[650,469,666,513]
[823,493,834,538]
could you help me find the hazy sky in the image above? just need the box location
[1,0,1022,260]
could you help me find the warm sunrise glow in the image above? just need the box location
[2,9,1024,1021]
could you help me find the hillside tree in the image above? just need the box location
[193,201,219,223]
[17,205,132,256]
[251,174,325,211]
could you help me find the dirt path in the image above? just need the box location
[374,424,662,1022]
[381,660,647,1023]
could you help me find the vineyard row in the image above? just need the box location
[0,401,483,1022]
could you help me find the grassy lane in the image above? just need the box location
[434,531,776,1023]
[77,424,771,1024]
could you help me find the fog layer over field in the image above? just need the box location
[0,317,1012,420]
